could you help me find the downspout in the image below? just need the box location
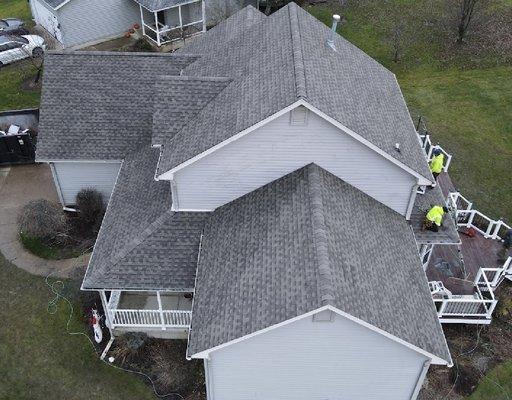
[49,162,66,207]
[410,359,431,400]
[406,183,419,221]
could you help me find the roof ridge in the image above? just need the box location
[307,164,335,306]
[288,4,307,99]
[157,75,232,82]
[109,209,174,265]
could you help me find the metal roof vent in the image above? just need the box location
[325,14,341,51]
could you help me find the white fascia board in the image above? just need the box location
[157,99,432,185]
[79,159,125,292]
[53,0,71,10]
[156,100,304,180]
[300,101,432,186]
[189,304,452,366]
[37,159,122,163]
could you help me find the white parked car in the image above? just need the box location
[0,35,45,67]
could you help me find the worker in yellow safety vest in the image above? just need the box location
[423,205,449,232]
[429,148,444,181]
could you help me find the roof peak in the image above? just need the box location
[288,4,307,99]
[307,164,335,305]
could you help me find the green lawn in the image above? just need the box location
[0,0,33,22]
[0,252,156,399]
[469,361,512,399]
[308,3,512,222]
[0,0,41,111]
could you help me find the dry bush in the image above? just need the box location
[111,332,149,365]
[74,188,105,236]
[148,340,205,396]
[17,199,66,240]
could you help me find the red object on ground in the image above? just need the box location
[124,32,131,38]
[134,23,140,29]
[89,316,97,325]
[466,227,477,237]
[129,28,135,34]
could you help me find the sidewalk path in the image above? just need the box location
[0,164,89,279]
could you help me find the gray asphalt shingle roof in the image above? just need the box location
[156,3,432,181]
[82,147,207,290]
[133,0,191,12]
[36,52,197,161]
[188,164,451,363]
[152,76,232,146]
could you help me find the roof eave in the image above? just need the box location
[188,304,452,366]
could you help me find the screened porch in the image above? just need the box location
[136,0,206,46]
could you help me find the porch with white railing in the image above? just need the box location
[102,290,192,331]
[137,0,206,46]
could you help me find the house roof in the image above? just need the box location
[41,0,67,10]
[187,163,451,363]
[411,185,460,244]
[156,3,432,181]
[133,0,194,12]
[152,76,232,146]
[82,147,207,290]
[36,51,197,162]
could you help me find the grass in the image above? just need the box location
[19,232,60,259]
[307,2,512,222]
[0,252,156,399]
[469,361,512,399]
[19,232,82,260]
[0,0,41,111]
[0,0,33,22]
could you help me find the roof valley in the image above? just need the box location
[288,5,307,99]
[307,165,335,306]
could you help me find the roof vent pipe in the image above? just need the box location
[325,14,341,51]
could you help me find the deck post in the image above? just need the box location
[100,290,113,329]
[491,220,503,240]
[201,0,206,32]
[156,291,166,330]
[139,5,146,37]
[154,12,161,46]
[178,5,183,32]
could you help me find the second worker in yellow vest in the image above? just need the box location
[430,148,444,181]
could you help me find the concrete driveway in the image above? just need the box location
[0,164,89,278]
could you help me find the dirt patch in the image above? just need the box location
[20,74,42,92]
[109,336,206,400]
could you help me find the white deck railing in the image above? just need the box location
[433,268,498,323]
[418,133,452,172]
[109,309,192,329]
[432,258,511,323]
[448,192,511,239]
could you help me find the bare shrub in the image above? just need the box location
[111,332,149,365]
[17,199,66,240]
[74,189,105,236]
[148,340,205,396]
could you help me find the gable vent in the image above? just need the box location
[290,106,308,126]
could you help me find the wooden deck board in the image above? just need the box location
[425,171,504,295]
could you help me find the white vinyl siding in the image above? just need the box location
[30,0,63,42]
[57,0,139,48]
[52,162,121,205]
[205,312,428,400]
[173,109,417,215]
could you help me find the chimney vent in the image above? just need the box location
[325,14,341,51]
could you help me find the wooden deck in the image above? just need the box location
[425,171,504,295]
